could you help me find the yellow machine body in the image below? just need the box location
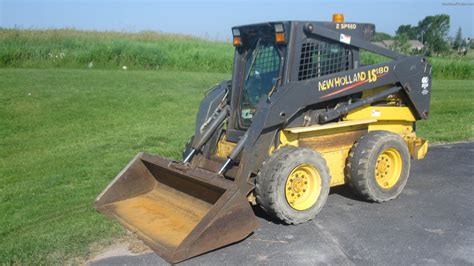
[216,104,428,189]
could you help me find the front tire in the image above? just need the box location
[347,131,411,202]
[255,146,330,224]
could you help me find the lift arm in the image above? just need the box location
[234,54,431,193]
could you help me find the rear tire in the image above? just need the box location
[347,131,410,202]
[255,146,330,224]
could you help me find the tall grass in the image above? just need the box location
[1,28,472,79]
[0,29,233,72]
[428,57,473,80]
[359,50,473,80]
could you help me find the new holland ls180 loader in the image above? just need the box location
[95,14,431,263]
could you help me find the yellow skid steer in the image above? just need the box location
[95,14,431,263]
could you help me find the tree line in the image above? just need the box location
[372,14,471,56]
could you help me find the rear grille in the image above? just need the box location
[298,41,351,81]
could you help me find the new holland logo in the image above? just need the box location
[318,66,390,99]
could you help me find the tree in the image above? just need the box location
[372,32,392,42]
[396,25,418,39]
[453,27,463,49]
[417,14,451,55]
[393,33,411,54]
[394,14,451,55]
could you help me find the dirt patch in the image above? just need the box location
[86,231,152,264]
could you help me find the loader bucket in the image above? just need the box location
[94,153,258,263]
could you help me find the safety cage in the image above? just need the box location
[298,38,353,81]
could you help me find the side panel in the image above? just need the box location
[345,106,416,122]
[278,105,426,187]
[299,129,367,186]
[279,126,367,187]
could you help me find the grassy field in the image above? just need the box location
[0,68,229,264]
[416,79,473,141]
[0,68,472,264]
[0,29,233,72]
[1,29,473,79]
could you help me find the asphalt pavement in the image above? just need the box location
[89,142,474,265]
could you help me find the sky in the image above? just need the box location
[1,0,473,40]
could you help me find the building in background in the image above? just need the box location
[372,40,424,53]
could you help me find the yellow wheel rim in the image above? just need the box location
[375,148,403,189]
[285,164,321,211]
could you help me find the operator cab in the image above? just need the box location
[232,23,286,127]
[226,15,375,142]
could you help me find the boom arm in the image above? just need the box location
[234,55,432,193]
[306,23,404,60]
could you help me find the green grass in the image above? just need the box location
[416,79,474,142]
[360,51,473,80]
[0,29,233,72]
[0,68,229,264]
[1,29,473,79]
[0,68,472,264]
[427,57,473,80]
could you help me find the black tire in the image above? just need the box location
[347,131,410,202]
[255,146,331,224]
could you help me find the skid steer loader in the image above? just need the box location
[95,14,431,263]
